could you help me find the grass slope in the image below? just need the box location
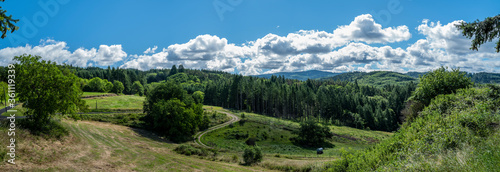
[327,86,500,171]
[202,111,391,158]
[0,120,270,171]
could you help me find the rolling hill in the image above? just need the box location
[323,71,417,87]
[253,70,341,80]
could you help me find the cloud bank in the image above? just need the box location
[1,14,499,75]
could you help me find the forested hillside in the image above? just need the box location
[323,71,417,87]
[253,70,341,81]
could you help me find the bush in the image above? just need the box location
[245,137,256,146]
[413,67,473,106]
[143,81,208,142]
[243,146,263,165]
[174,144,213,157]
[293,118,333,147]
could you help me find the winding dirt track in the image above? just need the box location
[195,110,239,148]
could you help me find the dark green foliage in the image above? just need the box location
[292,118,333,147]
[243,146,263,165]
[245,137,256,146]
[254,70,341,80]
[456,14,500,53]
[169,65,178,76]
[0,0,19,39]
[178,64,185,73]
[143,81,208,142]
[131,81,144,96]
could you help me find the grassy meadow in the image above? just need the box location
[82,94,145,111]
[202,111,391,158]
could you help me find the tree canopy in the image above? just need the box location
[14,54,87,124]
[457,14,500,53]
[0,0,19,39]
[143,81,208,142]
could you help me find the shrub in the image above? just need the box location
[243,146,263,165]
[245,137,256,146]
[174,144,212,157]
[413,67,472,106]
[232,154,239,162]
[293,118,333,147]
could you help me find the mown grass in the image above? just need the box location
[83,95,145,111]
[67,113,146,128]
[0,120,270,171]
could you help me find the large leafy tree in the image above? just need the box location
[112,80,124,94]
[14,54,87,124]
[457,14,500,52]
[293,118,333,147]
[0,0,19,39]
[131,81,144,96]
[143,81,207,142]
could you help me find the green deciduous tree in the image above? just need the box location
[293,118,333,147]
[243,146,263,165]
[456,14,500,53]
[88,77,105,92]
[192,91,204,104]
[0,0,19,39]
[14,54,87,125]
[131,81,144,96]
[143,81,208,142]
[112,80,124,94]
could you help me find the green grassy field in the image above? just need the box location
[81,92,114,97]
[83,95,145,111]
[202,111,392,158]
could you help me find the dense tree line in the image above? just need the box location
[204,75,416,131]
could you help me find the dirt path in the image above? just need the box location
[195,110,240,148]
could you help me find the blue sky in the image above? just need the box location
[1,0,500,74]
